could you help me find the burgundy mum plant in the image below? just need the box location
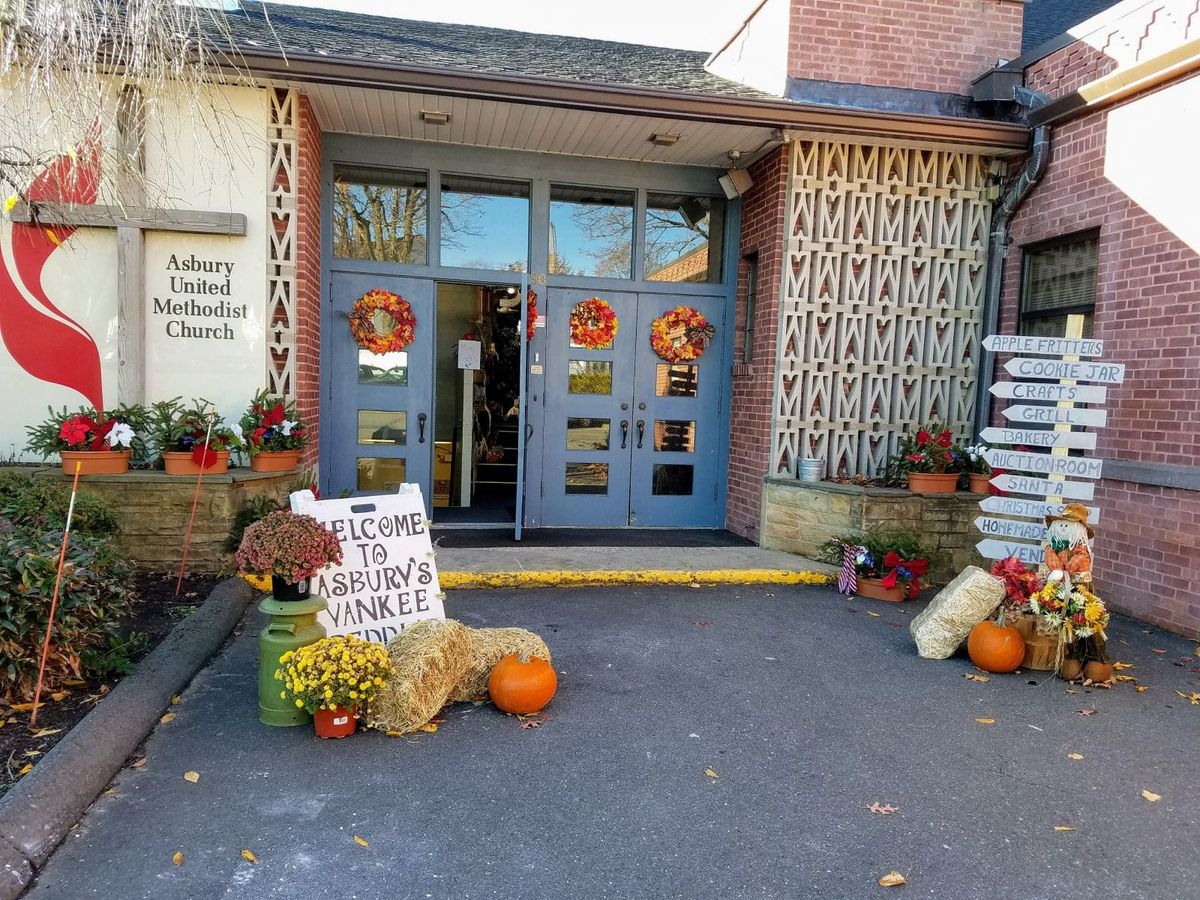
[236,511,343,583]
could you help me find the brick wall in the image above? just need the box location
[997,53,1200,635]
[295,93,322,471]
[726,145,789,541]
[786,0,1025,95]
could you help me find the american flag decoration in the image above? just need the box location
[838,542,860,596]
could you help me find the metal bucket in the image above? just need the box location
[797,457,825,482]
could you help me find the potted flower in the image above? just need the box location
[235,509,343,601]
[962,443,993,494]
[820,531,929,602]
[147,397,243,475]
[25,405,142,475]
[239,391,307,473]
[1029,575,1112,680]
[275,635,393,738]
[887,424,964,494]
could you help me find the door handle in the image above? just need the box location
[525,422,534,444]
[636,419,645,449]
[417,412,427,443]
[619,420,629,450]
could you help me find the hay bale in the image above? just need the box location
[367,618,471,734]
[448,627,552,703]
[910,566,1005,659]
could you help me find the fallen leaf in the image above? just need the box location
[1174,691,1200,705]
[1141,790,1161,802]
[49,691,68,702]
[183,771,200,784]
[704,768,719,779]
[1078,708,1098,717]
[172,851,184,866]
[353,835,369,848]
[1113,662,1133,670]
[1065,688,1077,694]
[385,730,403,737]
[8,702,34,712]
[104,789,116,796]
[159,712,176,724]
[1152,648,1167,654]
[878,871,907,888]
[416,722,438,733]
[866,611,881,618]
[867,802,898,815]
[130,757,148,768]
[1114,674,1137,682]
[241,849,258,864]
[171,695,182,705]
[975,718,995,725]
[1053,826,1075,832]
[964,673,990,683]
[30,727,61,737]
[17,763,32,775]
[0,720,5,729]
[63,680,85,687]
[1136,686,1149,693]
[1194,647,1200,658]
[23,750,41,757]
[519,720,540,729]
[1067,752,1084,760]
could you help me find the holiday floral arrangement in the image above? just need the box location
[1029,575,1110,644]
[886,424,965,477]
[239,391,307,455]
[819,530,930,599]
[650,306,716,363]
[275,634,394,715]
[349,288,417,354]
[146,397,243,467]
[25,405,142,458]
[569,297,618,349]
[235,510,343,585]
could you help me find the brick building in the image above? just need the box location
[2,1,1194,632]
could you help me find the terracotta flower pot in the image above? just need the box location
[906,472,960,494]
[968,473,991,494]
[314,706,357,739]
[59,450,131,476]
[250,449,301,473]
[162,450,230,476]
[855,576,905,603]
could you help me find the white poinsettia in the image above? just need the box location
[280,420,297,436]
[230,423,245,442]
[105,422,135,448]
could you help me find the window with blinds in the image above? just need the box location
[1019,231,1099,338]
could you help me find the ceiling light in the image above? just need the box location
[419,109,451,125]
[650,132,681,146]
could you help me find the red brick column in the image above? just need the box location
[294,93,322,471]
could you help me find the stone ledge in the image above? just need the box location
[30,467,289,485]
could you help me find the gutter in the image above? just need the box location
[228,48,1030,152]
[974,85,1052,436]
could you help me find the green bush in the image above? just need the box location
[0,470,118,535]
[0,527,135,701]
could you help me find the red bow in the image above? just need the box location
[880,552,930,599]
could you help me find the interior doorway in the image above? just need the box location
[432,282,525,525]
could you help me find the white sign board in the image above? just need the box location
[1003,358,1125,384]
[1002,405,1108,427]
[989,382,1108,404]
[457,339,481,370]
[979,496,1102,524]
[990,473,1095,501]
[291,487,443,643]
[974,516,1047,542]
[982,335,1104,357]
[978,427,1097,450]
[976,539,1042,565]
[983,449,1104,480]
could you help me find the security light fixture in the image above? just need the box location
[718,168,753,200]
[650,132,681,146]
[419,109,451,125]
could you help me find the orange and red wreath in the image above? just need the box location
[569,297,618,349]
[349,289,417,353]
[526,289,538,342]
[650,305,715,362]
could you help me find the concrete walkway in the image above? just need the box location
[26,585,1200,900]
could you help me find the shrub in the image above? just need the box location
[0,528,135,701]
[0,470,118,535]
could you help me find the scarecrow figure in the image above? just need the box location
[1042,502,1094,587]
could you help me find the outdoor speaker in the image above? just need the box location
[718,168,753,200]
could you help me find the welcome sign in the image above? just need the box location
[291,486,444,642]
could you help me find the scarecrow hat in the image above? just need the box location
[1045,502,1095,538]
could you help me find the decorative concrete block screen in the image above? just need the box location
[772,140,993,478]
[267,87,298,398]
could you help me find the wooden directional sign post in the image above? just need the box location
[976,317,1120,565]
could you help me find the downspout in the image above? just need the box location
[974,85,1052,436]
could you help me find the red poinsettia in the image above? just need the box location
[916,429,931,447]
[935,430,952,448]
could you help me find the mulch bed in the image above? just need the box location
[0,572,221,798]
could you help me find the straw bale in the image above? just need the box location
[448,627,552,703]
[910,566,1005,659]
[367,618,471,734]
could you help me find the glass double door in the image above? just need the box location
[541,288,725,527]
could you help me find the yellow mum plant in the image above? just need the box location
[275,635,393,714]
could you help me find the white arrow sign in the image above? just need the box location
[1002,405,1107,427]
[1004,358,1125,383]
[990,473,1095,501]
[983,335,1104,357]
[984,449,1104,479]
[979,496,1102,524]
[979,427,1097,450]
[976,538,1043,565]
[975,516,1047,542]
[989,382,1108,404]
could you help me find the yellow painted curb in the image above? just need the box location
[242,573,271,592]
[438,569,834,590]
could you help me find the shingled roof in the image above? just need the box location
[226,2,775,101]
[1022,0,1119,52]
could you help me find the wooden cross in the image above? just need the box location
[6,87,247,404]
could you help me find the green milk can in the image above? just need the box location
[258,595,328,726]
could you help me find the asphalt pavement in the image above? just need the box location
[25,585,1200,900]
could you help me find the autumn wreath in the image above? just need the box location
[650,305,715,362]
[569,297,618,350]
[526,289,538,342]
[348,288,417,353]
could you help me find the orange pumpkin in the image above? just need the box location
[488,653,557,715]
[966,619,1026,673]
